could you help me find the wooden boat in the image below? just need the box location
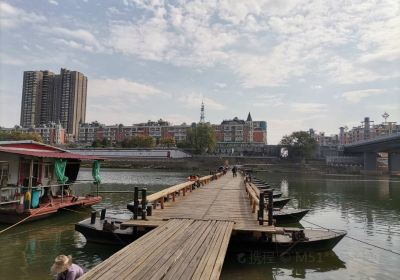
[271,197,291,208]
[273,208,310,224]
[75,216,346,255]
[0,141,103,224]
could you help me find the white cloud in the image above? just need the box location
[105,0,400,88]
[48,0,58,6]
[0,2,46,28]
[47,27,104,52]
[178,93,226,111]
[342,89,385,103]
[89,78,165,99]
[291,103,327,114]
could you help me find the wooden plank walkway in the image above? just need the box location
[122,175,279,231]
[79,219,234,280]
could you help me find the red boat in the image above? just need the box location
[0,140,103,224]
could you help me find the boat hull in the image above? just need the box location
[75,218,346,255]
[0,196,102,224]
[273,209,310,224]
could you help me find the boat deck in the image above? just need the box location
[80,219,233,280]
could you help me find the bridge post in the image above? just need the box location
[363,152,377,171]
[388,152,400,175]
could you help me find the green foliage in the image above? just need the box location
[185,123,216,154]
[159,137,176,147]
[120,135,155,148]
[0,131,43,142]
[280,131,317,159]
[91,138,111,148]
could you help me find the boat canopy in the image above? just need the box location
[0,146,102,161]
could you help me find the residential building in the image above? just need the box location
[20,71,43,127]
[339,117,400,145]
[213,113,268,154]
[0,123,65,145]
[20,68,87,139]
[57,68,87,137]
[78,121,190,145]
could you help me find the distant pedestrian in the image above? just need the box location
[51,255,84,280]
[232,166,237,177]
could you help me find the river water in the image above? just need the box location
[0,169,399,280]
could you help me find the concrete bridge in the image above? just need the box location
[344,133,400,174]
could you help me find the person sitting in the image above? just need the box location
[102,220,117,232]
[51,255,84,280]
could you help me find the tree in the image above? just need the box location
[0,131,43,142]
[159,137,176,147]
[185,123,216,154]
[120,135,155,148]
[280,131,317,159]
[91,137,111,147]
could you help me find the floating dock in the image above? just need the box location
[78,173,345,279]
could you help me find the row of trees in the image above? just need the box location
[0,131,43,142]
[91,135,177,148]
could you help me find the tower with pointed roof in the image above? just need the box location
[246,112,253,142]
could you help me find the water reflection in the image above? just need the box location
[222,250,345,280]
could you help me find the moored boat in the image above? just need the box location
[273,208,310,224]
[75,215,345,255]
[0,140,103,224]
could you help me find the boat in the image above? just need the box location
[0,140,103,224]
[273,208,310,224]
[75,214,345,255]
[271,197,291,208]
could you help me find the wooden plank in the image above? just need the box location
[80,219,234,280]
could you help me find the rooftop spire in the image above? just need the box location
[246,112,252,122]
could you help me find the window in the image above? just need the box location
[0,162,9,187]
[44,164,53,179]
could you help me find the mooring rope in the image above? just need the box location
[300,218,400,256]
[0,203,52,235]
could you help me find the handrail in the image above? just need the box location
[144,173,223,210]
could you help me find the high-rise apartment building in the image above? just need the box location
[39,70,55,125]
[20,71,43,127]
[20,68,87,138]
[57,68,87,137]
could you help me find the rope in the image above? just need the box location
[301,218,400,256]
[0,203,52,235]
[59,207,87,214]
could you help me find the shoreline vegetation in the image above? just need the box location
[82,157,397,177]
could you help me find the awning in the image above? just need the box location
[0,147,103,161]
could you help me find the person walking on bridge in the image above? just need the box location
[232,166,237,177]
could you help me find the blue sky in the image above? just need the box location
[0,0,399,144]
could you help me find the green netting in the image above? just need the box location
[55,159,69,184]
[92,160,101,184]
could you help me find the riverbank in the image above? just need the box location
[82,156,372,175]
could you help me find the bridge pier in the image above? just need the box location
[363,152,377,171]
[388,152,400,175]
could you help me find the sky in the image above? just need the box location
[0,0,399,144]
